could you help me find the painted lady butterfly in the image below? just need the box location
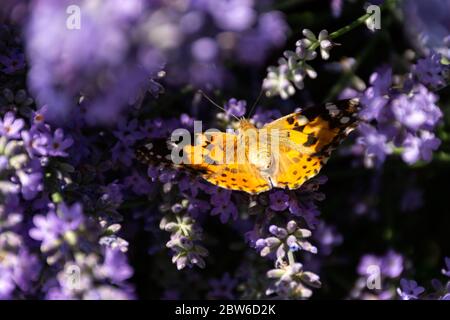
[136,98,360,194]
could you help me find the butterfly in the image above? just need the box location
[136,98,360,195]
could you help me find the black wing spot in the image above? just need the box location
[287,116,295,125]
[303,134,318,147]
[294,125,305,132]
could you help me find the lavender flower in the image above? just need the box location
[266,262,321,299]
[413,52,445,87]
[263,28,337,98]
[0,49,25,74]
[160,214,208,270]
[26,0,164,124]
[0,112,24,139]
[269,191,290,212]
[223,98,247,118]
[29,202,85,253]
[355,66,443,167]
[442,257,450,277]
[401,132,441,164]
[402,0,450,59]
[256,220,317,262]
[397,279,425,300]
[210,190,238,223]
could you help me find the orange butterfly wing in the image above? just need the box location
[264,99,360,190]
[183,132,271,194]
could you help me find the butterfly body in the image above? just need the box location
[137,99,361,194]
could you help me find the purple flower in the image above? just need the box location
[29,211,62,249]
[187,198,213,218]
[16,165,43,200]
[10,249,41,293]
[381,251,404,279]
[29,202,84,250]
[251,108,282,127]
[266,262,321,299]
[211,201,238,224]
[442,257,450,277]
[124,171,153,195]
[100,182,123,208]
[313,222,343,255]
[357,251,404,279]
[47,128,73,157]
[359,67,392,121]
[0,268,15,299]
[413,52,444,87]
[0,112,24,139]
[357,254,382,276]
[58,202,84,232]
[26,0,163,124]
[402,0,450,59]
[178,176,201,197]
[113,119,143,144]
[356,67,442,168]
[392,87,442,131]
[356,123,392,167]
[111,141,134,167]
[397,279,425,300]
[331,0,343,18]
[401,132,441,164]
[210,190,238,223]
[210,0,256,32]
[191,37,219,62]
[21,128,50,157]
[31,105,49,127]
[0,49,25,74]
[269,191,289,211]
[224,98,246,118]
[257,221,317,260]
[97,248,133,283]
[257,11,288,47]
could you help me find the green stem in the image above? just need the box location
[287,250,296,266]
[309,0,396,51]
[329,12,374,40]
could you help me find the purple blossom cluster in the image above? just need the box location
[25,0,288,124]
[354,60,444,167]
[397,257,450,300]
[350,250,404,300]
[1,73,134,299]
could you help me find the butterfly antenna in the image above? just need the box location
[246,89,264,119]
[197,90,240,121]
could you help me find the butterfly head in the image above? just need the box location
[238,118,256,132]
